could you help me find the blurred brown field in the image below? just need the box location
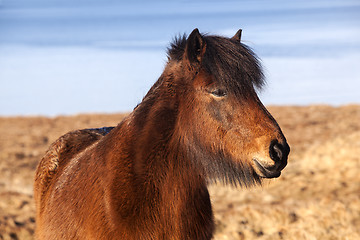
[0,105,359,240]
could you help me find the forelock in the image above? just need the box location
[202,36,265,97]
[167,34,265,97]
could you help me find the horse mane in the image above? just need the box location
[167,33,265,98]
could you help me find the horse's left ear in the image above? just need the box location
[231,29,242,42]
[185,28,206,64]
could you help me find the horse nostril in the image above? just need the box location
[269,140,287,162]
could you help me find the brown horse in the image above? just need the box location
[34,29,289,240]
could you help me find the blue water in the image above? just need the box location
[1,0,360,115]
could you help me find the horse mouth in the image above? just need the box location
[253,159,282,178]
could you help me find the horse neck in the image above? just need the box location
[124,99,208,201]
[104,97,214,238]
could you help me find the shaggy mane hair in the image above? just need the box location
[167,34,265,98]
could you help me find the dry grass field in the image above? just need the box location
[0,105,359,240]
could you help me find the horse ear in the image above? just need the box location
[185,28,206,64]
[231,29,242,42]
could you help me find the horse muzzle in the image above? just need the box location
[253,140,290,178]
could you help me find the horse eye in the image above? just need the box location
[211,89,227,97]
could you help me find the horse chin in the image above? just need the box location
[252,158,282,179]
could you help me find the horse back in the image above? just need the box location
[34,127,114,237]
